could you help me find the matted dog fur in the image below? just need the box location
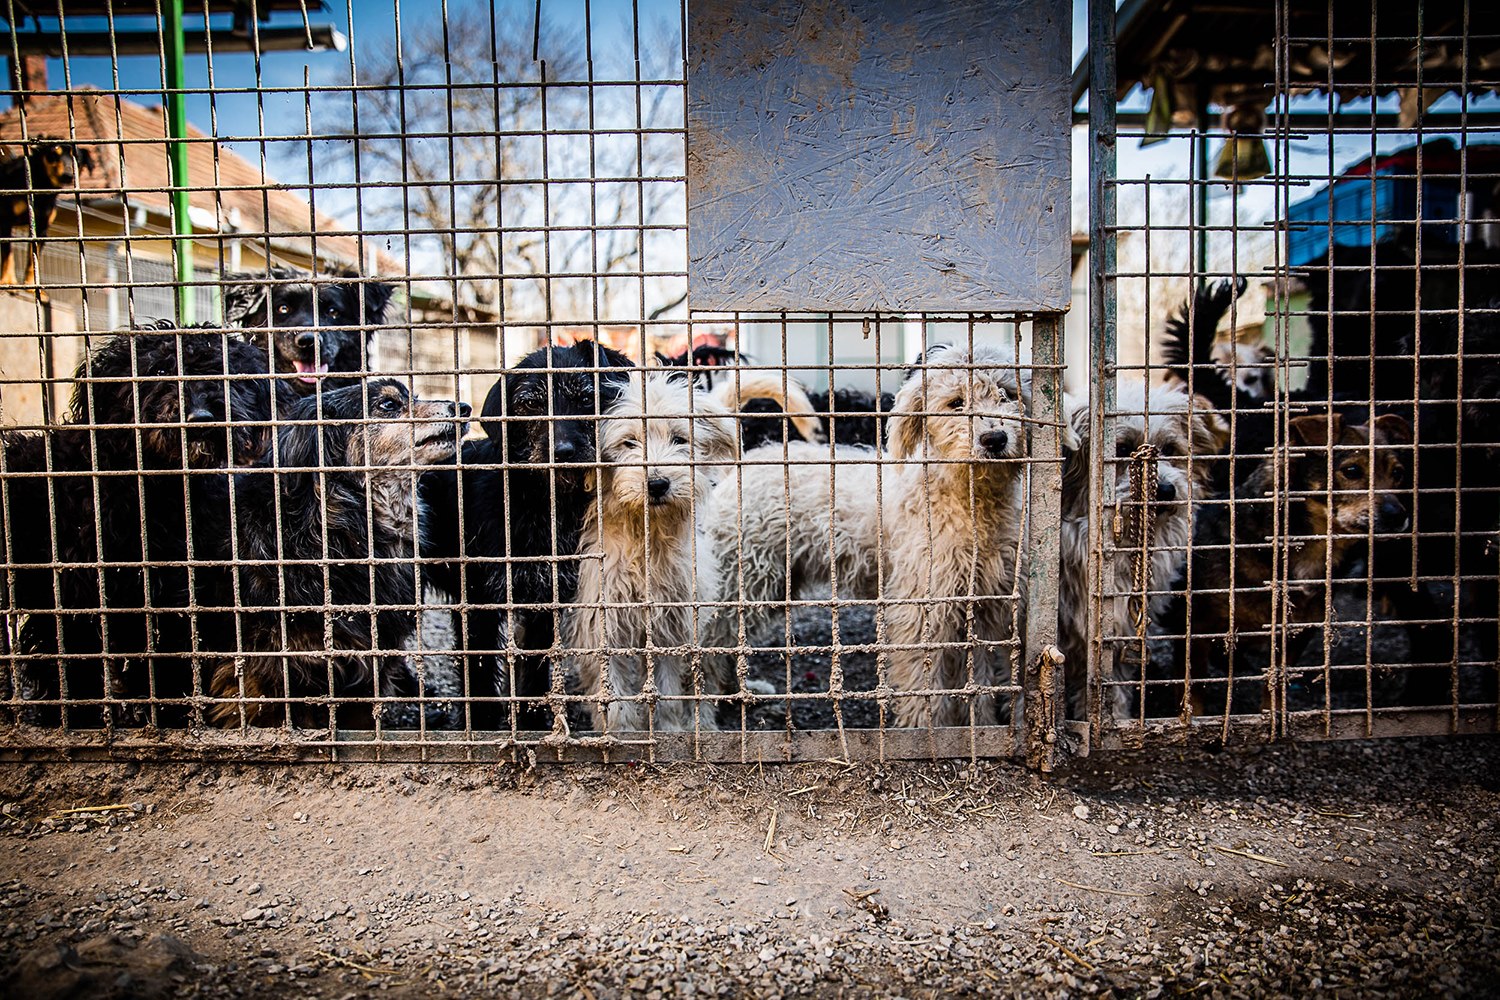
[1058,381,1221,721]
[703,343,1031,728]
[562,371,738,732]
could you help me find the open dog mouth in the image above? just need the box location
[293,360,330,384]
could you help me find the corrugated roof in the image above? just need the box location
[0,87,398,275]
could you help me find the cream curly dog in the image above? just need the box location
[561,370,738,732]
[703,343,1032,728]
[1058,380,1221,720]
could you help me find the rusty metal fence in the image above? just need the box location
[4,0,1492,767]
[1082,0,1500,750]
[0,0,1071,764]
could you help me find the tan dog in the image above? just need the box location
[562,371,738,732]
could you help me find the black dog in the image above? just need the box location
[8,324,283,727]
[0,138,95,298]
[199,379,467,728]
[222,265,396,395]
[422,340,633,729]
[806,387,893,448]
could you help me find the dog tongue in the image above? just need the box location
[294,360,330,384]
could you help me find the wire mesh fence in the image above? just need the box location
[1083,0,1500,748]
[0,0,1069,763]
[2,0,1496,765]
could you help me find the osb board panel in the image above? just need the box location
[687,0,1071,313]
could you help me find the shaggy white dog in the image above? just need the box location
[561,371,738,732]
[702,343,1032,728]
[1058,380,1221,720]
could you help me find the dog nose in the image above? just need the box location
[1377,497,1410,532]
[979,430,1008,455]
[1155,479,1177,502]
[295,331,316,349]
[647,477,672,501]
[553,438,577,463]
[186,405,216,423]
[456,402,472,419]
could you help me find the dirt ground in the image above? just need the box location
[0,737,1496,999]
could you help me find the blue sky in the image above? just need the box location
[7,0,1491,239]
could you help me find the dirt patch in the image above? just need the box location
[0,738,1497,997]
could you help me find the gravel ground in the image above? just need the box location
[1,737,1496,998]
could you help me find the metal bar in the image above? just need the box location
[6,27,347,56]
[1085,0,1118,745]
[162,0,194,323]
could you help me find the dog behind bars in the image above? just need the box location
[1170,410,1414,716]
[201,379,467,727]
[1057,381,1221,721]
[420,340,634,728]
[8,324,283,726]
[222,265,396,395]
[0,137,95,297]
[561,370,738,731]
[703,343,1033,728]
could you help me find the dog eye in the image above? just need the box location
[947,398,964,410]
[276,304,290,315]
[1115,441,1131,459]
[621,438,639,449]
[672,434,689,446]
[1339,462,1364,479]
[376,397,402,414]
[326,307,340,319]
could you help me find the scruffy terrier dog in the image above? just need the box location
[9,325,282,726]
[709,369,823,452]
[703,343,1032,728]
[421,340,634,728]
[562,371,738,732]
[204,380,468,727]
[222,265,396,394]
[0,137,95,296]
[1058,381,1221,721]
[1180,410,1413,714]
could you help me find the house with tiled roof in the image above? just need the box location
[0,85,507,424]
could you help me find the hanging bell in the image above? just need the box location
[1213,103,1271,181]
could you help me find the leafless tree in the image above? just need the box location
[315,6,684,327]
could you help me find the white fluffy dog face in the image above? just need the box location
[1065,381,1219,524]
[886,343,1030,463]
[599,371,738,513]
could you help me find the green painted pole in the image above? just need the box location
[164,0,193,323]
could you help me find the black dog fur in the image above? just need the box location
[8,324,284,726]
[198,379,467,728]
[422,340,633,729]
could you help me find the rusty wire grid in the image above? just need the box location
[1083,0,1500,749]
[0,1,1072,764]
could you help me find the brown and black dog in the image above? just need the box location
[1163,411,1413,717]
[198,379,469,728]
[0,138,95,296]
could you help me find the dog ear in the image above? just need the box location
[360,279,396,323]
[1190,408,1228,456]
[692,393,740,461]
[1288,412,1342,448]
[1372,413,1412,445]
[75,145,97,173]
[1058,393,1085,453]
[653,351,673,366]
[221,275,268,327]
[1060,421,1089,514]
[886,374,929,459]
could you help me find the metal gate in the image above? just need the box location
[1081,0,1500,750]
[0,0,1073,765]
